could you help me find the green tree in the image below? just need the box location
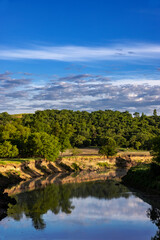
[59,134,71,154]
[1,108,160,155]
[0,122,31,156]
[0,112,12,124]
[150,136,160,163]
[135,141,141,150]
[99,137,117,157]
[153,109,157,117]
[0,141,19,157]
[1,123,17,140]
[28,132,60,161]
[133,112,140,118]
[72,135,86,147]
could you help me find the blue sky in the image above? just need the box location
[0,0,160,114]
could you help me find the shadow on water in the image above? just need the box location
[1,170,160,239]
[147,207,160,240]
[122,183,160,240]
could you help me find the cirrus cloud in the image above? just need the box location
[0,43,160,62]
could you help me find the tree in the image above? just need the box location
[133,112,140,118]
[59,134,71,154]
[147,207,160,240]
[0,122,31,156]
[28,132,60,161]
[99,137,117,157]
[72,135,86,147]
[0,112,12,124]
[153,109,157,117]
[0,141,19,158]
[135,141,141,150]
[150,136,160,163]
[1,123,17,140]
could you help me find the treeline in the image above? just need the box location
[0,109,160,160]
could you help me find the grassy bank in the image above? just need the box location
[122,163,160,193]
[0,149,152,190]
[0,158,38,165]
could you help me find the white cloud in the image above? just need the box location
[0,72,160,114]
[45,196,150,223]
[0,43,160,62]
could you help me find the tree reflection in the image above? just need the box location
[147,207,160,240]
[29,213,46,230]
[7,180,129,230]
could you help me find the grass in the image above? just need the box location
[62,147,99,156]
[6,169,21,176]
[62,147,150,157]
[0,147,151,166]
[62,155,102,159]
[71,162,80,171]
[0,158,40,165]
[119,147,146,152]
[97,162,112,168]
[118,148,150,153]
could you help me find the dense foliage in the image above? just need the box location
[123,163,160,193]
[150,136,160,164]
[0,141,19,158]
[0,109,160,160]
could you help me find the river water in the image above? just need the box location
[0,171,159,240]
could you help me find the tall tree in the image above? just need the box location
[28,132,60,161]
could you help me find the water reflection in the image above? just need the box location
[7,180,129,230]
[0,172,160,240]
[147,207,160,240]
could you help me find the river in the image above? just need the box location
[0,170,159,240]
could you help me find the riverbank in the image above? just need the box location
[122,163,160,194]
[0,173,18,222]
[0,153,151,184]
[4,169,127,196]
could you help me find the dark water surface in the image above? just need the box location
[0,171,160,240]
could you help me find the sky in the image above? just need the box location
[0,0,160,114]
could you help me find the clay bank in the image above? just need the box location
[0,152,152,183]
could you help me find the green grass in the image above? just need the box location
[62,155,101,159]
[118,147,149,153]
[97,162,111,168]
[71,162,80,171]
[5,169,21,176]
[0,158,40,165]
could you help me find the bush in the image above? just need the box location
[71,147,80,156]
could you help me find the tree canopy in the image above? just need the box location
[0,109,160,160]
